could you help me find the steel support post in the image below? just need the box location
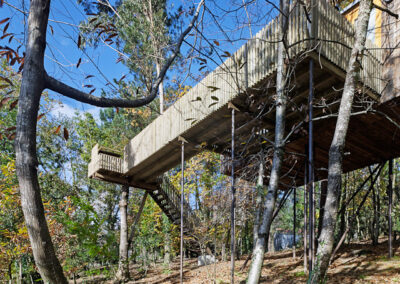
[303,156,308,273]
[230,108,236,284]
[308,58,315,272]
[180,140,185,284]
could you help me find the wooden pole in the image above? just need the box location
[388,159,393,258]
[180,139,185,284]
[308,58,315,272]
[230,107,236,284]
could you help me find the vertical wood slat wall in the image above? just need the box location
[121,2,383,174]
[317,1,383,93]
[98,153,123,174]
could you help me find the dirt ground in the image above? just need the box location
[125,239,400,284]
[72,239,400,283]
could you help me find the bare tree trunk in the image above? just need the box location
[311,1,373,282]
[146,0,165,114]
[156,62,165,114]
[164,232,171,265]
[221,241,226,262]
[372,181,379,245]
[18,259,22,284]
[127,192,148,252]
[15,0,67,283]
[14,0,202,282]
[268,232,275,253]
[376,177,381,241]
[253,153,265,247]
[8,261,12,283]
[246,1,289,282]
[116,185,130,281]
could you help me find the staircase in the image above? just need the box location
[151,175,194,228]
[88,144,199,252]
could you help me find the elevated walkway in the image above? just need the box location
[120,2,384,185]
[88,145,195,226]
[88,144,201,251]
[88,2,400,216]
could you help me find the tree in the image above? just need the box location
[79,1,183,277]
[310,0,373,282]
[116,185,129,281]
[14,0,203,282]
[246,1,290,282]
[79,0,177,114]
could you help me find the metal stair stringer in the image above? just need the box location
[150,175,200,254]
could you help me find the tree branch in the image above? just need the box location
[45,0,204,108]
[374,3,398,19]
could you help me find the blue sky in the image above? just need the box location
[1,0,277,122]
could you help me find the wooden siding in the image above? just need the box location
[343,0,383,47]
[318,1,383,94]
[88,144,123,178]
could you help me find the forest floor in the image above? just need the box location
[73,238,400,283]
